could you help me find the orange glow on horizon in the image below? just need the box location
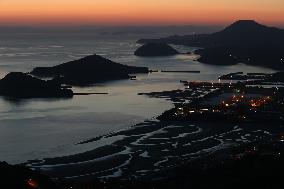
[0,0,284,26]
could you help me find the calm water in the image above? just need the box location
[0,33,276,164]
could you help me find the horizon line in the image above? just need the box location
[0,19,284,28]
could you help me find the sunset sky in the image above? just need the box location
[1,0,284,26]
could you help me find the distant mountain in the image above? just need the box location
[138,20,284,47]
[203,20,284,47]
[138,20,284,69]
[134,43,180,57]
[30,54,149,86]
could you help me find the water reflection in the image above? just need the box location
[0,34,278,164]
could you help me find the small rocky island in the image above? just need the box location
[30,54,149,85]
[134,43,179,57]
[0,72,73,98]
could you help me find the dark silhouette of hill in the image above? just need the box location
[0,161,58,189]
[30,54,149,85]
[134,43,179,57]
[137,20,284,69]
[0,72,73,98]
[138,20,284,47]
[204,20,284,46]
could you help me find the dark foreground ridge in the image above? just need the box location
[30,54,149,85]
[138,20,284,69]
[0,72,73,98]
[134,43,179,57]
[0,161,59,189]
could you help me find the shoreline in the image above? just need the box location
[7,71,283,188]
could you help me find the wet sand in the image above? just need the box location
[25,119,281,182]
[23,83,284,184]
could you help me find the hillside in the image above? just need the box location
[137,20,284,69]
[30,54,149,85]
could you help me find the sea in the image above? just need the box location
[0,31,277,167]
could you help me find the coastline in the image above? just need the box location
[0,32,283,188]
[24,85,284,183]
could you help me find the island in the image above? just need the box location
[30,54,149,85]
[137,20,284,69]
[0,72,73,98]
[134,43,179,57]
